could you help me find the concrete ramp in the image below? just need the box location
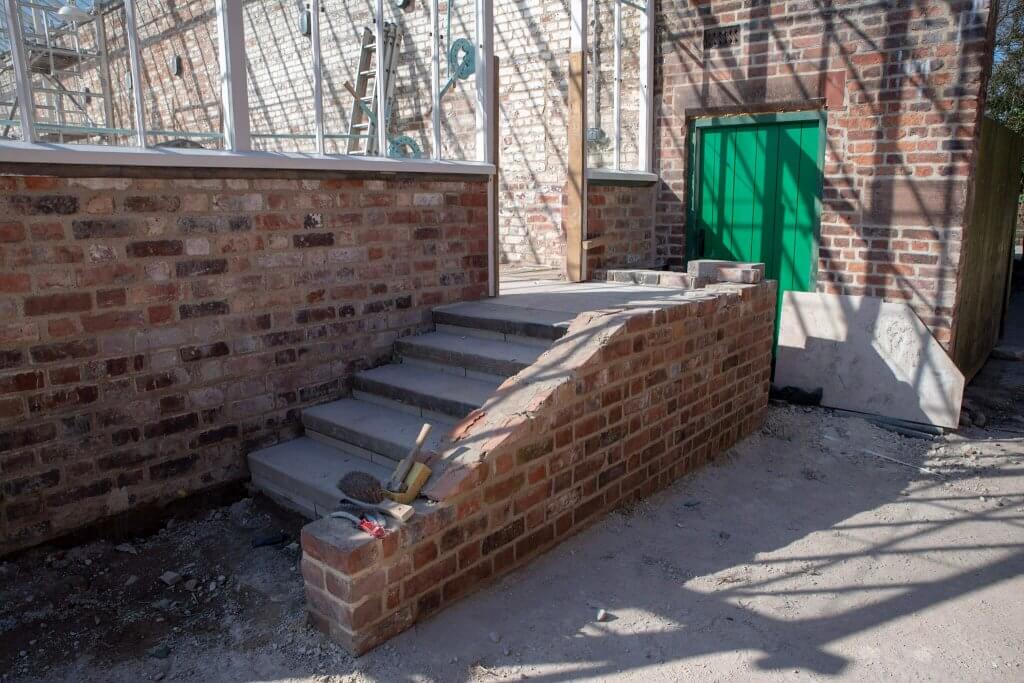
[775,292,964,428]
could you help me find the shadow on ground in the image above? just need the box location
[4,282,1024,682]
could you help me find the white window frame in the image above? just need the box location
[586,0,656,182]
[0,0,494,175]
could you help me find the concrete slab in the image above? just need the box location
[432,301,572,340]
[303,398,453,462]
[247,437,392,519]
[775,292,964,428]
[395,332,546,378]
[352,364,500,418]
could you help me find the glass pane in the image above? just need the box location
[245,0,316,153]
[586,0,616,170]
[382,0,433,160]
[0,8,21,140]
[12,1,137,145]
[136,0,224,149]
[321,0,375,155]
[586,0,644,171]
[438,0,475,161]
[619,0,643,171]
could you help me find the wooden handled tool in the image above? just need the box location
[337,471,414,522]
[387,423,432,493]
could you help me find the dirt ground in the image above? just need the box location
[4,323,1024,682]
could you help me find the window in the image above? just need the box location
[1,0,138,145]
[0,0,493,171]
[585,0,653,175]
[136,0,224,149]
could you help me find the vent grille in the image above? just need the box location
[703,25,741,50]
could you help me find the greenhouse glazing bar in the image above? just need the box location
[0,0,496,171]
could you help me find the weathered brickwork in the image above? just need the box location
[300,274,775,654]
[0,171,488,555]
[585,181,658,272]
[655,0,996,343]
[493,0,644,268]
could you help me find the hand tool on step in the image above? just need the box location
[386,423,432,494]
[329,503,388,539]
[337,471,415,522]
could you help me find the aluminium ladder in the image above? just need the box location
[345,23,400,156]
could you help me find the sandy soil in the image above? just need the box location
[3,355,1024,682]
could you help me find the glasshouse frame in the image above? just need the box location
[0,0,652,178]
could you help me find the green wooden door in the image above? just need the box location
[692,114,823,337]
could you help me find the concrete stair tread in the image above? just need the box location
[303,398,452,462]
[248,437,393,520]
[432,301,571,340]
[354,363,499,417]
[396,331,545,375]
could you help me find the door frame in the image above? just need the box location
[684,110,828,289]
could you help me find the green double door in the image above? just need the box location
[691,114,823,337]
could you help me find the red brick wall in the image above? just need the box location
[655,0,996,344]
[585,181,657,272]
[0,170,488,555]
[300,274,775,653]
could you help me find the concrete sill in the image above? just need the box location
[587,168,659,184]
[0,140,496,176]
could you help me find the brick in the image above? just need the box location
[302,519,382,575]
[72,219,133,239]
[127,240,183,257]
[0,423,57,452]
[180,342,230,362]
[403,555,457,599]
[176,259,228,278]
[0,222,26,242]
[179,301,230,318]
[24,293,92,317]
[9,195,78,215]
[0,371,44,394]
[143,413,199,439]
[481,517,525,555]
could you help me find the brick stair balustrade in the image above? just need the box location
[251,261,775,655]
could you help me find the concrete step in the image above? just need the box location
[432,301,570,344]
[303,398,452,464]
[395,331,545,380]
[352,363,499,419]
[248,437,393,519]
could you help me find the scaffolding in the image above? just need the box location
[1,1,116,142]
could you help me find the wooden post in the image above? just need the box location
[489,56,501,297]
[565,0,588,283]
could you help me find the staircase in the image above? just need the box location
[248,301,571,519]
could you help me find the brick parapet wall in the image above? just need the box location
[0,171,488,555]
[300,273,775,654]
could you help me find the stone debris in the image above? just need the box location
[159,572,182,587]
[147,644,171,659]
[115,544,139,556]
[596,609,611,622]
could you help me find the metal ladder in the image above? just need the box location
[345,23,400,156]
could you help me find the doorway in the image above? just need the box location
[687,112,825,336]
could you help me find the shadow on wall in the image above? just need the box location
[655,0,988,347]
